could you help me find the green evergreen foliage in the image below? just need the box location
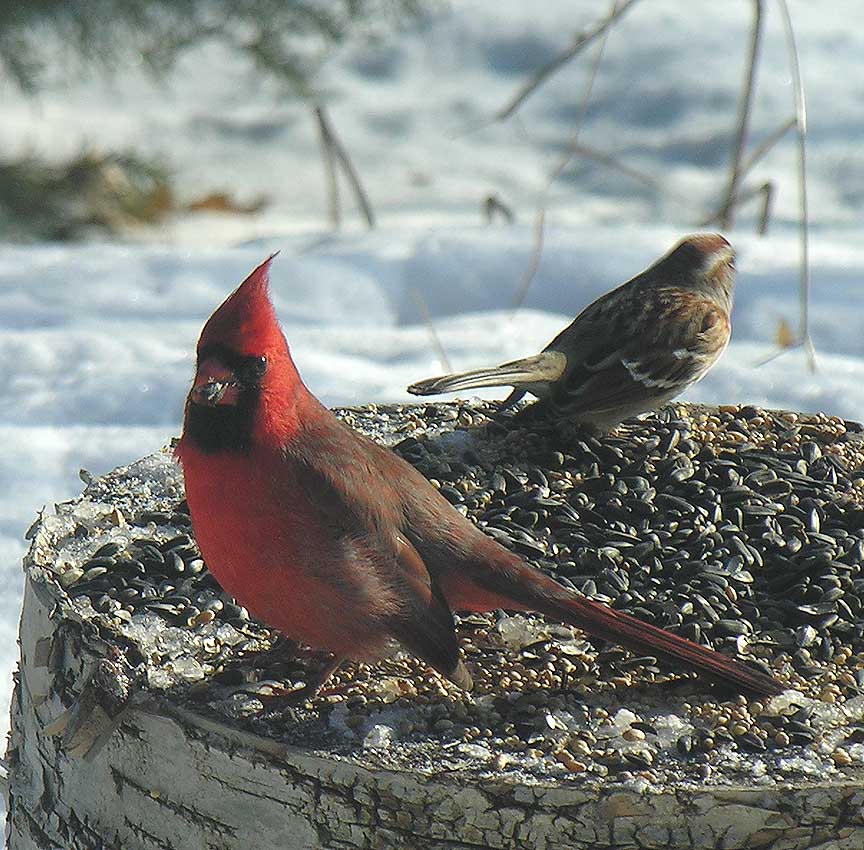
[0,0,424,94]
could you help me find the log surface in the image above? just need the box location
[6,402,864,849]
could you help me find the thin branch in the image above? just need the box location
[410,289,451,373]
[556,139,706,212]
[313,105,341,229]
[778,0,815,372]
[752,1,815,372]
[702,180,774,233]
[494,0,642,122]
[510,1,619,314]
[755,181,774,234]
[483,193,515,224]
[511,206,549,317]
[751,336,807,368]
[314,104,375,228]
[739,117,796,180]
[752,346,791,368]
[702,117,794,230]
[716,0,764,229]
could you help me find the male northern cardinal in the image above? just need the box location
[408,234,735,432]
[176,256,782,697]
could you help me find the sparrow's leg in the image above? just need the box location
[498,388,527,410]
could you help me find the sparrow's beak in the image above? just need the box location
[711,245,735,272]
[707,246,736,277]
[189,358,241,407]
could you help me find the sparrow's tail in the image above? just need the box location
[457,555,784,698]
[408,351,566,397]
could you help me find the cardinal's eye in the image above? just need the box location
[238,354,267,384]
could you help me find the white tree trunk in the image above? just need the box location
[10,583,862,850]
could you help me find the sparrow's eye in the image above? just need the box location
[701,311,720,333]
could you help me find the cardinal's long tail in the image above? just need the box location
[544,591,782,696]
[451,556,784,697]
[407,351,566,397]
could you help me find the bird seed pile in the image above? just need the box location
[26,401,864,788]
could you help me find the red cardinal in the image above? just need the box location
[176,258,783,698]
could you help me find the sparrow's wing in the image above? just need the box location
[545,289,731,416]
[288,427,470,686]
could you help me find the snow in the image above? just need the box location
[1,0,863,817]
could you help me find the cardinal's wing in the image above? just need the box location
[287,427,471,687]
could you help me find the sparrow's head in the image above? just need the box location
[181,255,306,454]
[654,233,736,311]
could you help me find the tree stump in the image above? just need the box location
[6,403,864,849]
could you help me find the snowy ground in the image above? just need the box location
[1,0,863,810]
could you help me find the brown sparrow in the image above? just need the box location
[408,234,735,432]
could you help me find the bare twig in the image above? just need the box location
[410,289,451,372]
[511,205,549,317]
[739,117,796,180]
[703,180,774,234]
[702,117,793,231]
[755,181,774,234]
[313,104,375,229]
[752,1,815,372]
[554,139,705,212]
[483,193,515,224]
[313,105,341,229]
[495,0,642,122]
[752,346,790,368]
[716,0,764,229]
[510,0,620,315]
[778,0,815,371]
[700,118,796,230]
